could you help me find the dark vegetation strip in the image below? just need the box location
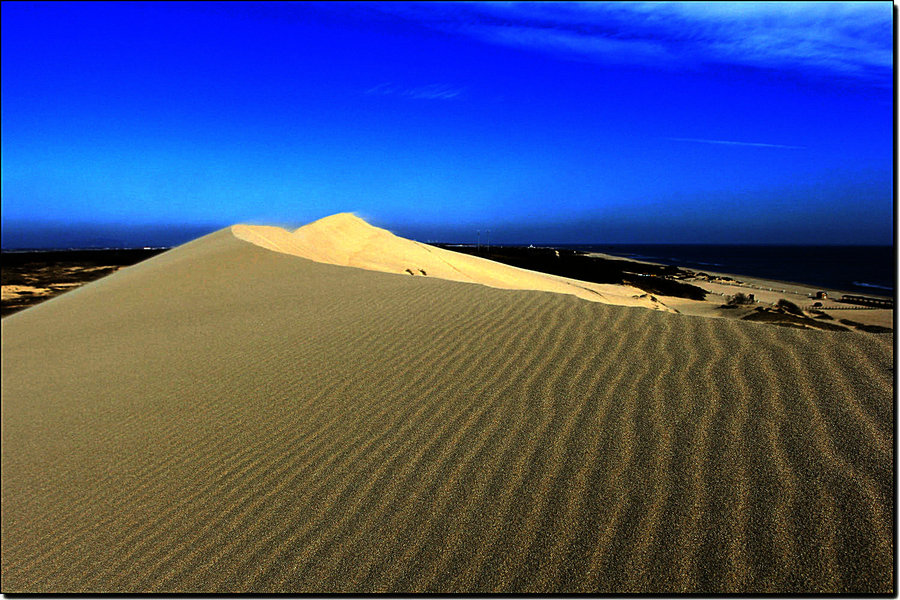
[435,245,708,301]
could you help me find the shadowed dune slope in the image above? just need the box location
[1,228,893,593]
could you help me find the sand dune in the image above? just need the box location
[232,213,670,310]
[1,227,893,593]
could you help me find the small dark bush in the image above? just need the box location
[727,292,754,306]
[776,299,804,316]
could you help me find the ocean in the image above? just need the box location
[558,244,895,296]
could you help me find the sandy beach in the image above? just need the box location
[1,217,893,593]
[585,252,894,331]
[658,272,893,330]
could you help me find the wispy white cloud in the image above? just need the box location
[365,82,464,100]
[364,82,396,96]
[665,137,806,149]
[373,2,890,83]
[404,84,464,100]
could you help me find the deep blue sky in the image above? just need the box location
[1,1,893,247]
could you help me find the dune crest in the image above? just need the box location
[232,213,671,310]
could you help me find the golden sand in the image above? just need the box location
[232,213,671,310]
[1,225,893,593]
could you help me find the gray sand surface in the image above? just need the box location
[1,229,893,593]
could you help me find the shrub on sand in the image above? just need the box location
[776,299,804,316]
[727,292,754,306]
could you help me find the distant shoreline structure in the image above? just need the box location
[1,246,172,253]
[571,243,894,297]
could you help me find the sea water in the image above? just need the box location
[561,244,895,296]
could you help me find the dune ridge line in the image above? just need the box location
[230,213,671,311]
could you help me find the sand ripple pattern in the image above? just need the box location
[1,231,893,593]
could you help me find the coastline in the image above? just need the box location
[583,251,893,330]
[586,245,894,299]
[588,251,892,299]
[664,267,892,330]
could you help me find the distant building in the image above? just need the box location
[815,291,828,300]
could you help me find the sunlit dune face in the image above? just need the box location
[232,214,673,311]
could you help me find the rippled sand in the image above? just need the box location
[1,228,893,593]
